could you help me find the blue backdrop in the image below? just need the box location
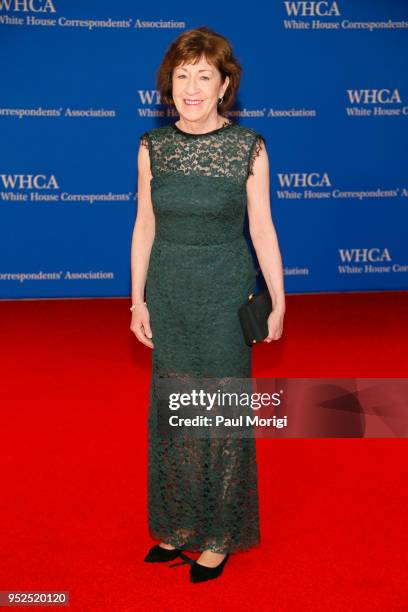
[0,1,407,299]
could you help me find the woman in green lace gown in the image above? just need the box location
[130,27,285,579]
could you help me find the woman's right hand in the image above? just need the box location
[130,303,154,349]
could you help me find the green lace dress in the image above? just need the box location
[139,118,265,554]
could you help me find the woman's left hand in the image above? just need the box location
[264,307,285,342]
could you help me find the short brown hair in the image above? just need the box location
[156,26,241,115]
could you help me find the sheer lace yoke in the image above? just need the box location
[140,119,265,182]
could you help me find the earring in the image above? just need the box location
[218,94,224,105]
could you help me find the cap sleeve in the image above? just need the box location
[248,133,266,177]
[139,131,150,150]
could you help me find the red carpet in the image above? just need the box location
[0,292,407,611]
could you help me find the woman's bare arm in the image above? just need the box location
[131,139,155,305]
[129,139,155,347]
[246,139,285,341]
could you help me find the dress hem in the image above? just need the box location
[147,527,261,555]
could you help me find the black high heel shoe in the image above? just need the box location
[144,543,183,563]
[190,553,230,583]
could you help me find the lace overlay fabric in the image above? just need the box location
[139,119,264,554]
[140,119,264,181]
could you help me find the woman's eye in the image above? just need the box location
[176,75,210,80]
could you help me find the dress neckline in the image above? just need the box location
[172,117,234,137]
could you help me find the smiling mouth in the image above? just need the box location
[184,99,203,105]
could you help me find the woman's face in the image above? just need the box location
[171,55,229,121]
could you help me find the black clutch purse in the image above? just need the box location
[238,266,273,347]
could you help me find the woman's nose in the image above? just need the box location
[184,80,201,95]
